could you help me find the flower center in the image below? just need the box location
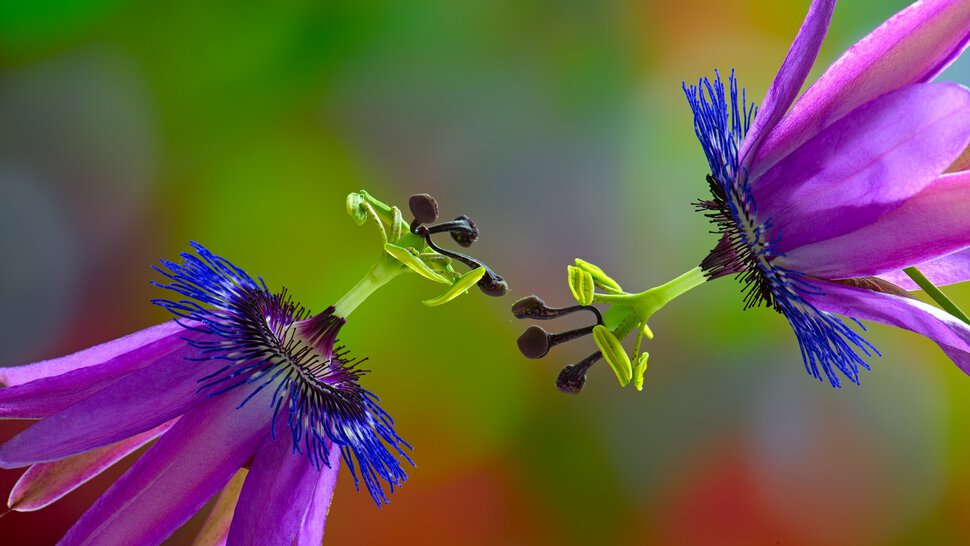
[694,174,778,311]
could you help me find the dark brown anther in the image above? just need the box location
[556,353,601,394]
[450,215,478,247]
[409,193,439,225]
[512,296,547,319]
[517,326,550,359]
[511,295,602,323]
[516,324,596,359]
[478,270,509,297]
[426,215,479,247]
[413,224,507,297]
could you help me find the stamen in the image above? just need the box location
[427,215,479,247]
[556,352,601,394]
[412,225,508,297]
[511,295,603,323]
[516,324,596,359]
[408,193,439,225]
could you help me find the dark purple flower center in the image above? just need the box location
[151,242,411,505]
[684,71,880,388]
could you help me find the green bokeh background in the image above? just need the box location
[2,1,970,544]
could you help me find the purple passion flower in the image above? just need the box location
[0,191,506,545]
[514,0,970,392]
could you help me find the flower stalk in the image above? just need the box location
[903,266,970,325]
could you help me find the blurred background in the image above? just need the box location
[2,0,970,544]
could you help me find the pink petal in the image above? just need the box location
[59,383,273,545]
[779,170,970,280]
[193,469,247,546]
[0,344,220,467]
[802,279,970,375]
[754,0,970,177]
[754,82,970,253]
[226,419,323,546]
[879,248,970,290]
[739,0,836,166]
[7,420,175,512]
[294,452,341,546]
[0,322,183,387]
[0,326,202,420]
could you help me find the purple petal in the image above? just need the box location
[755,82,970,253]
[226,418,323,546]
[739,0,835,166]
[754,0,970,177]
[0,325,202,420]
[0,321,183,387]
[7,420,174,512]
[779,170,970,280]
[295,454,341,546]
[193,469,247,546]
[0,343,220,467]
[879,248,970,290]
[59,384,272,545]
[802,279,970,374]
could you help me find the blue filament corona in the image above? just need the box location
[685,71,879,388]
[152,242,410,504]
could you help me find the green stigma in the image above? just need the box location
[513,259,705,393]
[334,190,507,318]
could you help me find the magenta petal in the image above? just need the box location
[739,0,835,166]
[0,325,202,420]
[226,420,323,546]
[0,321,183,388]
[59,385,272,545]
[755,0,970,176]
[295,454,341,546]
[879,248,970,290]
[780,170,970,280]
[0,344,219,467]
[802,280,970,375]
[7,420,174,512]
[755,82,970,252]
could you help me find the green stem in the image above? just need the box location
[634,266,707,308]
[903,266,970,325]
[333,254,405,317]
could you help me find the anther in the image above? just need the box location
[511,295,602,323]
[413,225,508,297]
[556,352,601,394]
[516,324,596,359]
[425,215,479,247]
[477,270,509,297]
[426,215,479,247]
[409,193,439,225]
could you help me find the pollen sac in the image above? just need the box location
[511,295,547,319]
[556,352,601,394]
[477,270,509,297]
[409,193,439,224]
[592,325,632,387]
[567,265,596,306]
[517,326,551,359]
[556,364,587,394]
[449,215,479,247]
[423,267,486,307]
[573,259,622,293]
